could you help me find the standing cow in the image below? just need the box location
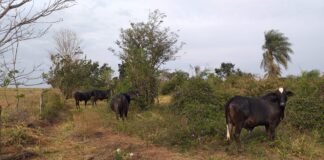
[74,91,92,109]
[225,87,293,145]
[110,91,139,120]
[91,89,112,106]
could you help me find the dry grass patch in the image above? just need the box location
[156,95,172,105]
[72,110,105,140]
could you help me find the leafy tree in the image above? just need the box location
[214,62,243,79]
[45,29,113,98]
[45,55,113,99]
[261,30,294,78]
[111,10,184,109]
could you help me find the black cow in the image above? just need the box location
[110,91,139,120]
[91,89,112,106]
[74,91,92,109]
[225,87,293,144]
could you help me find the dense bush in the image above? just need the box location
[166,71,324,148]
[171,77,217,112]
[168,77,226,147]
[287,98,324,135]
[160,71,189,95]
[40,89,65,122]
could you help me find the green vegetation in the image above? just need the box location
[96,69,323,159]
[40,89,68,123]
[44,29,114,99]
[111,9,184,109]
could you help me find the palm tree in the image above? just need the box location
[261,30,293,78]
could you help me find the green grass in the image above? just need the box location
[1,88,323,159]
[90,102,324,160]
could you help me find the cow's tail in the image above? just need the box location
[224,99,232,141]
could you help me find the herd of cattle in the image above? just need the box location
[74,89,139,120]
[74,87,294,144]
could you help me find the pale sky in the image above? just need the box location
[14,0,324,86]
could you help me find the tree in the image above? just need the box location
[261,30,294,78]
[215,62,243,79]
[0,0,75,108]
[0,0,75,55]
[53,29,82,60]
[46,57,113,98]
[46,29,113,98]
[46,54,114,99]
[111,10,184,108]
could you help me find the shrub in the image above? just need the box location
[286,97,324,136]
[40,89,65,122]
[160,71,188,95]
[4,125,39,146]
[168,77,226,148]
[171,77,217,112]
[183,103,225,140]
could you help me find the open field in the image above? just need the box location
[0,88,323,160]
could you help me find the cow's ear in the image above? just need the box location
[286,91,294,97]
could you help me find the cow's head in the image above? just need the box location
[265,87,294,107]
[278,87,294,107]
[268,87,294,107]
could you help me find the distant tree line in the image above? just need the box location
[43,10,295,110]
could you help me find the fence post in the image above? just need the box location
[39,89,44,116]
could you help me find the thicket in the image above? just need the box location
[167,70,324,147]
[40,89,67,123]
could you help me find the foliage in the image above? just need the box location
[171,77,217,112]
[160,70,189,95]
[40,90,65,122]
[284,70,324,137]
[286,98,324,135]
[111,10,183,109]
[45,29,113,98]
[214,62,244,79]
[261,30,294,78]
[45,55,113,99]
[4,125,38,146]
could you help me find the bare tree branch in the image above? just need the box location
[0,0,75,54]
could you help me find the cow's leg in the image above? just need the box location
[119,108,124,121]
[124,106,129,120]
[265,124,270,139]
[230,125,235,140]
[91,99,95,107]
[233,122,244,147]
[93,99,97,107]
[85,100,87,108]
[269,124,276,140]
[226,123,233,141]
[113,105,119,120]
[76,100,79,109]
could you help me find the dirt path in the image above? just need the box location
[34,110,207,160]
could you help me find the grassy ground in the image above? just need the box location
[0,88,323,160]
